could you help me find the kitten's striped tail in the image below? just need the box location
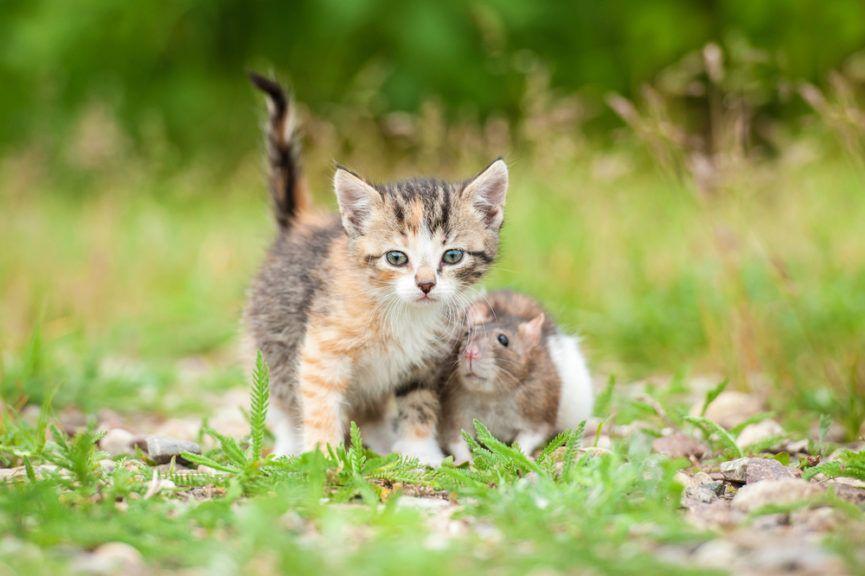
[249,72,309,231]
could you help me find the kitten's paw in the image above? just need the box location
[393,438,445,467]
[447,441,473,466]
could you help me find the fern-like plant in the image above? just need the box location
[42,425,106,488]
[804,450,865,481]
[248,351,270,464]
[181,351,273,487]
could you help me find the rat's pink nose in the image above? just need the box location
[464,345,480,361]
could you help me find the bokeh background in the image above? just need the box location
[2,0,864,436]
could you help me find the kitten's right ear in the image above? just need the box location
[334,166,382,236]
[462,158,508,230]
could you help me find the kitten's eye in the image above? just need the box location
[497,334,509,347]
[442,249,464,265]
[385,251,408,267]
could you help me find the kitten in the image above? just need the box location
[438,291,594,463]
[243,73,508,456]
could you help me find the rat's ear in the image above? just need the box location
[467,301,493,326]
[518,313,545,348]
[334,166,382,236]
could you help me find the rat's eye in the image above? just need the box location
[385,251,408,267]
[497,334,509,347]
[441,249,464,265]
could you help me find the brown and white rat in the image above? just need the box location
[440,290,593,463]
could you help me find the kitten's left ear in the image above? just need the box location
[518,313,545,348]
[334,166,382,236]
[462,158,508,229]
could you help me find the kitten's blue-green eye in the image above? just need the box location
[385,250,408,267]
[442,249,464,265]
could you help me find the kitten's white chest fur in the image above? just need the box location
[352,305,454,401]
[546,333,594,429]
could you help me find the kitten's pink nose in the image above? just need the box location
[415,266,436,294]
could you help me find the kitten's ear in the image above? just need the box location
[462,158,508,229]
[518,313,545,348]
[334,166,382,236]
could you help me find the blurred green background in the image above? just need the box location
[2,0,865,163]
[1,0,864,435]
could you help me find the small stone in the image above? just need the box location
[58,407,88,435]
[790,506,842,532]
[702,480,726,496]
[744,459,795,484]
[823,477,865,505]
[134,436,201,465]
[732,478,823,513]
[98,460,116,473]
[72,542,145,575]
[811,419,848,443]
[152,419,200,443]
[719,458,749,482]
[746,539,844,574]
[684,485,719,505]
[719,457,794,484]
[736,419,785,448]
[396,496,452,511]
[679,472,729,509]
[0,467,27,481]
[696,391,763,429]
[100,429,137,457]
[692,539,740,569]
[652,433,707,459]
[784,439,810,454]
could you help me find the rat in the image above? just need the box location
[440,290,594,463]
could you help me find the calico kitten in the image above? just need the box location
[439,291,594,463]
[243,74,508,456]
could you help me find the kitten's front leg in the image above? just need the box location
[447,438,473,465]
[297,341,352,453]
[514,427,550,458]
[393,389,444,467]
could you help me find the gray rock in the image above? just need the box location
[696,391,764,429]
[71,542,145,575]
[652,433,707,459]
[692,539,740,569]
[0,467,27,481]
[134,436,201,465]
[736,419,785,448]
[719,458,750,482]
[684,485,719,506]
[823,477,865,505]
[720,457,794,484]
[784,439,810,454]
[99,428,137,457]
[732,478,823,513]
[680,472,729,510]
[396,496,453,511]
[746,540,845,575]
[790,506,842,533]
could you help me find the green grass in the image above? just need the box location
[2,135,864,428]
[1,116,864,573]
[0,367,715,575]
